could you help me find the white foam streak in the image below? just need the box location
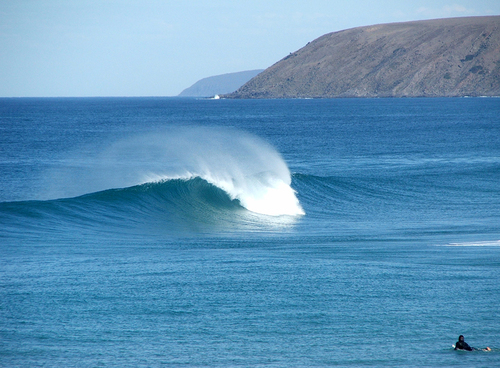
[442,240,500,247]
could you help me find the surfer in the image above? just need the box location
[454,335,491,351]
[455,335,473,351]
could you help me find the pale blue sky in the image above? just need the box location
[1,1,498,97]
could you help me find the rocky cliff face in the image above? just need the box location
[225,16,500,98]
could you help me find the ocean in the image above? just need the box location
[1,97,499,367]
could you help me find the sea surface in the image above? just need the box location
[1,97,499,367]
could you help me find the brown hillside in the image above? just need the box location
[225,16,500,98]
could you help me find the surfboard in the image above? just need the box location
[453,344,491,351]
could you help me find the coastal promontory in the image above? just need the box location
[179,69,263,97]
[225,16,500,98]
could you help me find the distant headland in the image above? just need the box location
[178,69,264,97]
[223,16,500,98]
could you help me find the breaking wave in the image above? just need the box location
[42,127,304,217]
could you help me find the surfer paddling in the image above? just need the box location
[454,335,491,351]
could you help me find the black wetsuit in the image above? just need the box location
[455,340,473,351]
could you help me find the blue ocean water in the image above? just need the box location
[1,97,499,367]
